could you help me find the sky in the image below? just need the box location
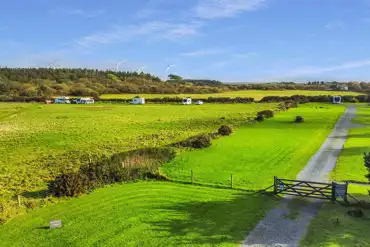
[1,0,370,82]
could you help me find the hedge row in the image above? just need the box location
[259,94,368,103]
[2,94,370,103]
[48,148,175,197]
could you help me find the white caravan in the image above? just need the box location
[182,98,192,105]
[75,98,95,104]
[54,97,71,104]
[130,98,145,105]
[332,96,342,104]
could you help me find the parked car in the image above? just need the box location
[195,100,204,105]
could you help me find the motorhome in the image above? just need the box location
[182,98,192,105]
[75,98,95,104]
[54,97,71,104]
[130,97,145,105]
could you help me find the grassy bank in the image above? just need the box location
[161,103,346,189]
[0,182,277,247]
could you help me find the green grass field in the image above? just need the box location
[0,182,278,247]
[161,104,346,189]
[332,105,370,183]
[0,103,276,196]
[101,90,362,101]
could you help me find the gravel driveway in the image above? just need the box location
[242,106,356,247]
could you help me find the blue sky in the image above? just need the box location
[1,0,370,82]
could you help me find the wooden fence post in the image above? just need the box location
[191,170,194,184]
[331,182,336,202]
[17,195,21,207]
[273,176,277,194]
[230,174,233,189]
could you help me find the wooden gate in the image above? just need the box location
[273,176,348,201]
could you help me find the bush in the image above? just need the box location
[255,115,264,122]
[294,116,304,123]
[190,134,212,148]
[258,110,274,118]
[174,134,212,149]
[218,125,233,136]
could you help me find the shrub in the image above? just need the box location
[190,134,212,148]
[48,172,89,197]
[218,125,233,136]
[258,110,274,118]
[294,116,304,123]
[255,115,264,122]
[174,134,212,149]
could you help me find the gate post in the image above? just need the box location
[274,176,277,194]
[331,182,336,202]
[344,182,348,203]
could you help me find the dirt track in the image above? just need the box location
[242,106,356,247]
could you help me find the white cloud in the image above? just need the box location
[180,48,227,57]
[194,0,266,19]
[75,21,203,48]
[50,8,105,18]
[324,20,344,30]
[287,59,370,76]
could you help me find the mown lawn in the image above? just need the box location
[0,103,275,196]
[331,105,370,183]
[101,90,362,101]
[0,182,277,247]
[161,104,346,190]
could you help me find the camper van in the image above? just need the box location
[182,98,192,105]
[54,97,71,104]
[130,98,145,105]
[332,96,342,104]
[75,98,95,104]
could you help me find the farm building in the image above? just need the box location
[130,97,145,105]
[182,98,192,105]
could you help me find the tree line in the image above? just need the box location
[1,67,369,100]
